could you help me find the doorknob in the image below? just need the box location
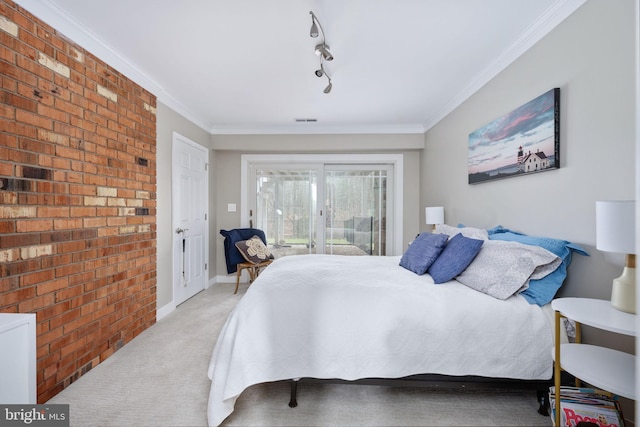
[176,227,189,234]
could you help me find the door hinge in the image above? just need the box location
[205,263,208,270]
[205,213,207,220]
[205,163,208,171]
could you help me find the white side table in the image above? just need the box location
[551,298,635,426]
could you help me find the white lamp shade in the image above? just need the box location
[596,200,636,254]
[425,206,444,225]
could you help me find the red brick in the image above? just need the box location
[54,263,83,278]
[0,232,39,249]
[1,91,38,112]
[0,276,19,293]
[37,206,70,218]
[55,283,84,302]
[0,286,36,306]
[20,268,54,287]
[17,292,54,312]
[16,219,53,232]
[39,326,64,347]
[69,207,95,217]
[53,218,82,230]
[39,256,70,274]
[66,272,95,289]
[49,307,81,330]
[15,109,53,130]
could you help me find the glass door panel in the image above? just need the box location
[254,168,318,257]
[324,166,389,256]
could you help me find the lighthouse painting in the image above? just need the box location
[468,88,560,184]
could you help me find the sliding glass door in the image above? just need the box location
[248,159,395,257]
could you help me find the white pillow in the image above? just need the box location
[455,240,561,300]
[434,223,489,241]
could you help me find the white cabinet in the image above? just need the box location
[0,313,36,404]
[552,298,635,426]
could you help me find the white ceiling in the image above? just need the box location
[15,0,586,134]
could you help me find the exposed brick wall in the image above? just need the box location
[0,0,157,402]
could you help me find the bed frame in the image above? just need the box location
[286,373,576,416]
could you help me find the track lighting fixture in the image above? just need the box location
[309,11,334,94]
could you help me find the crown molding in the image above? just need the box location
[209,123,426,135]
[422,0,587,132]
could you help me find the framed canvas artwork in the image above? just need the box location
[468,88,560,184]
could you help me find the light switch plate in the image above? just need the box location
[227,203,236,212]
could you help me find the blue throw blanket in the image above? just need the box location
[220,228,267,274]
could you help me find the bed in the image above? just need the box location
[207,225,587,426]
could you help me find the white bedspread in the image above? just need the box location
[207,255,555,426]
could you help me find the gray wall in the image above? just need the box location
[422,2,636,417]
[422,0,635,346]
[156,102,213,310]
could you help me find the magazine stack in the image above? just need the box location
[549,386,625,427]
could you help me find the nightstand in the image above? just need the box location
[551,297,636,426]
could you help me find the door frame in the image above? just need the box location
[171,131,210,306]
[241,154,404,255]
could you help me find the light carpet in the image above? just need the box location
[48,283,552,426]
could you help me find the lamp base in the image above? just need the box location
[610,266,636,314]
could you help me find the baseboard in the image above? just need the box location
[216,273,250,284]
[156,301,176,321]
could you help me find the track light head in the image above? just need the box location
[309,12,319,38]
[315,44,333,61]
[323,81,332,94]
[315,69,324,77]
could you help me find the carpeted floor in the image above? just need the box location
[48,283,552,426]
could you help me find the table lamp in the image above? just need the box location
[425,206,444,232]
[595,200,636,314]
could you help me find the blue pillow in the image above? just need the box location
[488,226,589,305]
[428,233,484,284]
[399,232,449,275]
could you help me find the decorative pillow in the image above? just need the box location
[455,240,561,300]
[235,235,274,264]
[399,232,449,275]
[488,226,589,305]
[427,233,484,284]
[435,223,489,241]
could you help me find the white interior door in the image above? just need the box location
[172,133,208,305]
